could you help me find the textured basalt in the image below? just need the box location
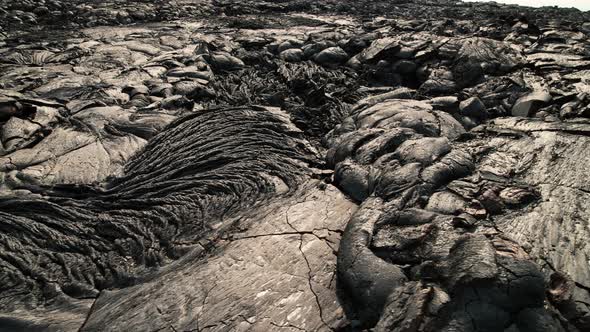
[0,1,590,331]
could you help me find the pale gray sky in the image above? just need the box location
[463,0,590,11]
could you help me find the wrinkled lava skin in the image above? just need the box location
[0,1,589,331]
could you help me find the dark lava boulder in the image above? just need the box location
[314,46,349,66]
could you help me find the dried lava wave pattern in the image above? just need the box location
[0,106,318,312]
[1,0,590,331]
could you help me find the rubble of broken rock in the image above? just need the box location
[0,0,590,331]
[0,0,216,32]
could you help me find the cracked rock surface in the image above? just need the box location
[0,0,590,331]
[82,183,356,332]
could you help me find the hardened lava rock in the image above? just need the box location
[0,1,590,331]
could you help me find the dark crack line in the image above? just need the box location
[237,314,254,325]
[223,231,310,241]
[539,256,590,293]
[285,205,299,233]
[195,283,218,332]
[328,271,337,289]
[296,232,334,331]
[537,254,590,292]
[223,227,343,242]
[285,204,334,330]
[310,233,338,252]
[539,256,557,272]
[574,281,590,293]
[77,290,101,332]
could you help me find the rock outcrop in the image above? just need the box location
[0,0,589,331]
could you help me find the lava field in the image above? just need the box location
[0,1,589,331]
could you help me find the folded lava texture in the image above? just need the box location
[0,1,589,331]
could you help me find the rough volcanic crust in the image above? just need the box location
[0,106,318,318]
[0,0,590,331]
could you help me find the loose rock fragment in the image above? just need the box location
[512,91,552,117]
